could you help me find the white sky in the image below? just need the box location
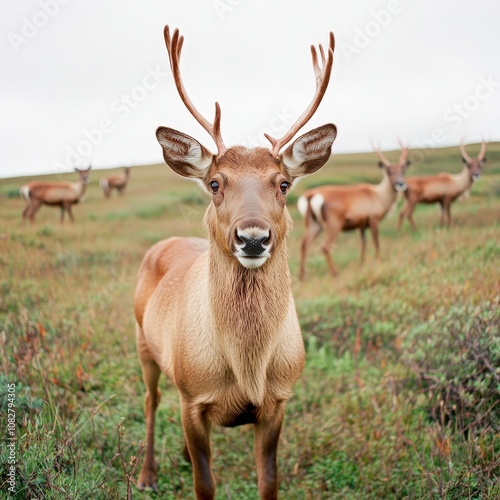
[1,0,499,178]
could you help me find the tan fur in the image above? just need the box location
[100,167,130,197]
[20,167,91,223]
[298,157,409,279]
[134,143,327,498]
[399,144,486,230]
[136,25,337,499]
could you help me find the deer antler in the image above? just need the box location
[265,32,335,157]
[164,26,226,157]
[478,140,487,162]
[459,141,473,163]
[397,139,410,165]
[373,143,392,167]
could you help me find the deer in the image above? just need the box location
[134,26,337,499]
[20,166,91,223]
[297,145,410,279]
[100,166,131,197]
[398,142,487,230]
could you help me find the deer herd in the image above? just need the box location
[16,26,490,499]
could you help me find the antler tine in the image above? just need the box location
[397,138,410,164]
[373,142,392,167]
[163,25,226,157]
[265,32,335,157]
[478,140,487,161]
[459,141,473,163]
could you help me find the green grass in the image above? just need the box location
[0,143,499,499]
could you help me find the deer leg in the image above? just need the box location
[22,205,31,222]
[444,199,452,227]
[28,200,42,224]
[298,220,322,280]
[407,204,418,231]
[137,334,162,492]
[320,224,340,277]
[369,218,381,263]
[181,400,215,500]
[398,200,410,231]
[66,204,75,223]
[438,200,445,227]
[359,227,367,266]
[254,402,285,500]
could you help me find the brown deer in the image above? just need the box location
[297,145,410,279]
[134,26,337,499]
[398,142,487,230]
[100,167,131,197]
[20,166,91,223]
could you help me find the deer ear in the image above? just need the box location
[282,124,337,180]
[156,127,214,179]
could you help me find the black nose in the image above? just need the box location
[239,235,267,256]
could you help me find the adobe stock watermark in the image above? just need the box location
[213,0,246,21]
[52,64,169,172]
[241,107,294,149]
[7,0,73,53]
[5,383,17,494]
[341,0,404,62]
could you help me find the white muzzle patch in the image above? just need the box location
[234,227,271,269]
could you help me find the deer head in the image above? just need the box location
[74,166,91,184]
[460,141,487,181]
[156,27,337,269]
[374,142,410,192]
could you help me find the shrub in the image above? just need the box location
[403,303,500,434]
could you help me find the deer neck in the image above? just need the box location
[451,165,472,193]
[71,179,87,199]
[208,240,291,336]
[374,170,397,210]
[207,225,292,403]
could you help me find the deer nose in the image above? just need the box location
[235,227,271,256]
[237,234,268,256]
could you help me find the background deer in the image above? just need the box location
[297,145,409,279]
[134,26,337,499]
[398,142,487,230]
[20,166,91,223]
[100,166,131,197]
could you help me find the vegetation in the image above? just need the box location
[1,143,499,499]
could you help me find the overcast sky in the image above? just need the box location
[1,0,499,178]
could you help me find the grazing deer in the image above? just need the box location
[20,166,91,223]
[398,142,487,230]
[134,26,337,499]
[297,145,409,279]
[100,167,131,197]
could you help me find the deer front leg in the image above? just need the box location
[181,400,215,499]
[369,218,381,263]
[254,402,285,500]
[444,198,452,227]
[137,357,161,492]
[359,227,367,265]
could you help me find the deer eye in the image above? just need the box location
[280,181,290,194]
[210,180,219,193]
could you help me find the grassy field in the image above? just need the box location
[1,143,499,499]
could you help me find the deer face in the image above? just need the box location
[460,142,487,181]
[378,161,409,192]
[463,157,486,181]
[157,124,337,269]
[75,166,91,185]
[376,144,410,192]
